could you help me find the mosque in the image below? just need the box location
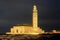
[6,5,45,35]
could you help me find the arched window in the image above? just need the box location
[17,29,18,33]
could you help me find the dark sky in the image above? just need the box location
[0,0,60,34]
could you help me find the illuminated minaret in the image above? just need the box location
[33,5,38,30]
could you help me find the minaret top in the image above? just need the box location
[33,5,37,10]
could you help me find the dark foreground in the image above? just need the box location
[0,34,60,40]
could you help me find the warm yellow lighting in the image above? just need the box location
[52,30,60,33]
[6,5,45,35]
[33,5,38,30]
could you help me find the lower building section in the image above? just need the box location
[6,26,44,35]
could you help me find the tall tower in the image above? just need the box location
[33,5,38,30]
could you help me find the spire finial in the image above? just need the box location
[33,4,37,10]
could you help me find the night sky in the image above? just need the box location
[0,0,60,34]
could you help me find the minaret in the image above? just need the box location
[33,5,38,30]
